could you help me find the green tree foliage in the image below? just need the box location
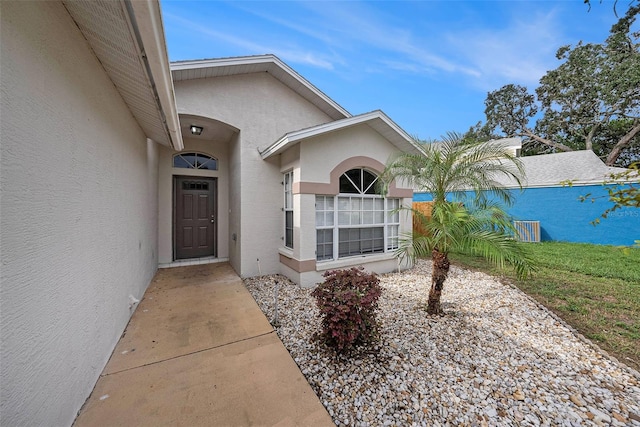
[380,133,535,315]
[484,6,640,166]
[579,162,640,225]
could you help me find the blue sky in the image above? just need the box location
[161,1,623,141]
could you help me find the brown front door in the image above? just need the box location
[174,176,217,259]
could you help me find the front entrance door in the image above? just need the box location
[174,176,217,259]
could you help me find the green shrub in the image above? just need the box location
[311,267,382,352]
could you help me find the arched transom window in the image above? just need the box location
[173,152,218,170]
[339,168,378,194]
[316,168,400,261]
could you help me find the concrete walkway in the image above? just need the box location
[74,263,333,426]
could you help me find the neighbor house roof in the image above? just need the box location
[63,0,183,150]
[259,110,424,160]
[499,150,628,188]
[171,55,351,121]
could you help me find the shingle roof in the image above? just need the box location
[499,150,628,188]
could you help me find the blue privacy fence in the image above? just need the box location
[413,184,639,246]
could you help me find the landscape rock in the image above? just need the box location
[244,260,640,426]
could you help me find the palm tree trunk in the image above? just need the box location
[427,248,450,315]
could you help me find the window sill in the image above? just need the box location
[278,247,294,258]
[315,252,398,272]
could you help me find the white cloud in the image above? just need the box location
[444,8,565,90]
[163,12,336,70]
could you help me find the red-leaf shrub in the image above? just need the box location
[311,267,382,352]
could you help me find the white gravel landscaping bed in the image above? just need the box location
[244,260,640,427]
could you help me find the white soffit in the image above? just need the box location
[171,55,351,121]
[260,110,423,159]
[63,0,183,150]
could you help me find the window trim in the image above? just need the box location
[284,171,294,249]
[172,152,218,170]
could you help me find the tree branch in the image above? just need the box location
[605,121,640,166]
[523,130,574,152]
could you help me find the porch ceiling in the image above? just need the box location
[180,114,238,143]
[62,0,183,150]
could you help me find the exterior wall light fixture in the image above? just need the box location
[190,125,203,135]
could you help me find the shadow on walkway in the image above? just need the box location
[74,263,332,426]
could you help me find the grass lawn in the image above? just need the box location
[449,241,640,372]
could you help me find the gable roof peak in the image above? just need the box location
[170,54,350,121]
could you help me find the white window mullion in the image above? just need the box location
[333,196,339,260]
[383,198,388,252]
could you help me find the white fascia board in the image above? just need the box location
[260,110,422,159]
[170,55,277,71]
[128,0,183,150]
[269,55,351,119]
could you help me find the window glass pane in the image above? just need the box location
[339,172,359,193]
[182,154,198,168]
[338,211,350,225]
[338,197,349,210]
[325,212,334,226]
[350,198,361,210]
[327,197,334,209]
[363,170,379,194]
[363,211,373,224]
[363,198,373,210]
[338,227,384,257]
[350,211,361,224]
[375,211,384,223]
[196,155,217,170]
[317,229,333,261]
[387,225,399,250]
[285,211,293,248]
[173,155,192,168]
[374,198,384,210]
[347,169,362,190]
[317,229,326,244]
[316,212,324,227]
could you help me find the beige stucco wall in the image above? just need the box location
[173,73,333,277]
[299,123,398,183]
[1,2,160,425]
[279,123,414,286]
[158,137,230,264]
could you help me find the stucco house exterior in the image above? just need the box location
[414,141,638,246]
[163,57,417,286]
[1,1,416,425]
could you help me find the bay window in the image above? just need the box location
[316,168,400,262]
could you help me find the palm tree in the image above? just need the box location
[381,133,535,315]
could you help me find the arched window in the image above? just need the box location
[339,168,379,194]
[316,168,400,261]
[173,152,217,170]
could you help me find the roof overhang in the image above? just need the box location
[63,0,183,150]
[171,55,351,121]
[260,110,423,160]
